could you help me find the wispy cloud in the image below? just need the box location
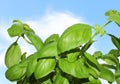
[25,11,84,40]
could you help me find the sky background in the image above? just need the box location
[0,0,120,84]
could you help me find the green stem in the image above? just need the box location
[15,36,20,42]
[91,21,111,40]
[91,32,98,41]
[101,21,111,29]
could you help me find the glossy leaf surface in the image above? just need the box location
[84,53,100,70]
[25,31,43,50]
[53,72,69,84]
[36,42,58,58]
[67,51,80,62]
[57,24,92,54]
[26,56,37,77]
[5,42,21,68]
[59,58,89,78]
[34,59,56,79]
[5,64,26,81]
[100,66,115,82]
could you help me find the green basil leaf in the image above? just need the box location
[84,76,101,84]
[57,23,92,54]
[108,34,120,50]
[109,49,120,57]
[34,59,56,79]
[115,70,120,84]
[85,60,100,78]
[81,40,94,52]
[102,64,116,69]
[84,53,100,71]
[88,67,100,78]
[5,64,27,81]
[100,66,115,82]
[59,58,89,78]
[42,79,52,84]
[67,51,80,62]
[5,42,22,68]
[25,31,43,51]
[7,23,24,37]
[21,52,27,62]
[26,56,37,77]
[93,51,103,59]
[36,42,58,58]
[53,72,69,84]
[105,10,120,26]
[44,34,59,45]
[103,54,119,65]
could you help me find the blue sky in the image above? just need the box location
[0,0,120,84]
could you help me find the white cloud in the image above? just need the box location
[25,11,84,40]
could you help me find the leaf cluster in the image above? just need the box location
[4,10,120,84]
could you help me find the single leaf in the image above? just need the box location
[25,31,43,50]
[21,52,27,62]
[57,23,92,54]
[67,51,80,62]
[109,14,120,26]
[100,66,115,82]
[84,53,100,70]
[5,42,22,68]
[44,34,59,45]
[88,63,100,78]
[85,60,100,78]
[105,10,118,16]
[93,51,103,59]
[5,63,27,81]
[7,23,24,37]
[81,40,94,52]
[42,79,52,84]
[108,34,120,50]
[115,70,120,84]
[34,59,56,79]
[105,10,120,26]
[59,58,89,78]
[26,56,37,77]
[88,76,101,84]
[103,54,119,65]
[53,72,69,84]
[109,49,120,57]
[35,42,58,58]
